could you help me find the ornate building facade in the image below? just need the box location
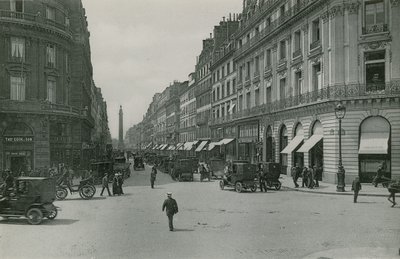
[0,0,110,172]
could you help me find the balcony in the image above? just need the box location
[310,40,321,51]
[253,72,261,83]
[292,49,302,59]
[0,10,72,39]
[237,81,243,90]
[0,99,80,116]
[362,24,388,35]
[264,66,272,78]
[209,81,400,126]
[244,76,251,87]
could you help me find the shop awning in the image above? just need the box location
[167,145,175,151]
[145,143,152,149]
[175,143,184,150]
[152,144,159,150]
[184,141,199,151]
[207,142,219,151]
[228,103,236,113]
[280,135,303,154]
[218,138,235,145]
[358,132,389,154]
[158,144,166,150]
[161,144,170,151]
[297,134,323,153]
[195,141,208,152]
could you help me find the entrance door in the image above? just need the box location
[10,156,27,175]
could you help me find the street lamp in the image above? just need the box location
[334,102,346,192]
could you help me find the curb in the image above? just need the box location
[282,186,389,197]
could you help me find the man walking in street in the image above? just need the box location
[150,166,157,188]
[351,176,362,203]
[291,163,301,188]
[162,192,178,231]
[100,173,112,196]
[258,164,267,192]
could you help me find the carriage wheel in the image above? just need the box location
[219,180,224,190]
[235,182,243,193]
[26,208,43,225]
[79,185,95,199]
[55,187,68,200]
[250,184,257,192]
[47,208,58,220]
[275,181,282,190]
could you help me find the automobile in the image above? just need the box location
[209,158,225,179]
[0,177,59,225]
[170,159,196,181]
[258,162,282,190]
[219,162,257,193]
[90,161,114,184]
[55,173,96,200]
[133,156,145,171]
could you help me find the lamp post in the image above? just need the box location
[335,102,346,192]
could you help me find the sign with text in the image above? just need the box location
[4,136,34,143]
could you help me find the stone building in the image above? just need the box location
[179,73,197,143]
[0,0,109,172]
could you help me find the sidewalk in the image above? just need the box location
[280,175,390,197]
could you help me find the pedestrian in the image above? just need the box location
[2,170,14,197]
[100,173,112,196]
[388,179,399,208]
[258,164,267,192]
[301,167,308,188]
[308,166,315,189]
[112,173,119,195]
[351,176,362,203]
[117,173,124,195]
[291,163,301,188]
[150,166,157,189]
[162,192,179,231]
[314,164,322,187]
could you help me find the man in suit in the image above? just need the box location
[150,166,157,188]
[351,176,362,203]
[162,192,178,231]
[100,173,111,196]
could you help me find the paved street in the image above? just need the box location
[1,164,399,259]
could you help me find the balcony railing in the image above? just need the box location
[362,24,388,35]
[209,82,400,126]
[310,40,321,50]
[0,10,72,38]
[0,99,81,115]
[292,49,302,59]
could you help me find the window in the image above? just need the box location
[312,63,321,91]
[312,19,320,43]
[217,87,220,100]
[221,106,225,117]
[266,49,271,67]
[47,77,57,103]
[65,83,70,105]
[365,0,384,27]
[294,30,301,52]
[226,81,231,96]
[46,44,56,67]
[227,62,230,74]
[239,94,243,111]
[280,40,286,60]
[239,66,243,81]
[10,0,23,16]
[365,50,385,92]
[222,65,225,78]
[280,5,286,17]
[255,56,260,74]
[255,89,260,106]
[280,78,286,100]
[295,71,302,96]
[11,37,25,61]
[221,83,225,98]
[246,92,251,109]
[46,6,56,21]
[65,53,69,73]
[246,61,251,78]
[10,76,25,101]
[266,17,271,27]
[266,85,272,103]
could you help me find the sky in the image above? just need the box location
[81,0,243,139]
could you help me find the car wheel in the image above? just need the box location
[55,187,68,200]
[47,209,57,220]
[235,182,243,193]
[250,184,257,192]
[79,185,95,199]
[219,180,224,190]
[26,208,43,225]
[275,181,282,190]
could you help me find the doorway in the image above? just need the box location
[10,156,27,175]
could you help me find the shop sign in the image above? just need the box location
[4,136,33,143]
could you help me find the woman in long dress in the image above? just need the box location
[112,173,119,195]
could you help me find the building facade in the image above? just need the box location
[0,0,109,172]
[179,74,197,143]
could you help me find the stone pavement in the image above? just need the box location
[280,175,390,197]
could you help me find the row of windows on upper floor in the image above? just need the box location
[212,60,236,84]
[5,0,70,27]
[7,37,70,72]
[212,78,237,102]
[239,0,388,49]
[197,61,212,80]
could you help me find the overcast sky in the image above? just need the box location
[81,0,243,139]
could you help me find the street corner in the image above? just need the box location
[302,247,399,259]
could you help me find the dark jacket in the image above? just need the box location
[351,179,362,192]
[102,175,109,187]
[162,197,178,215]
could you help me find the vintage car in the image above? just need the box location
[133,156,145,171]
[219,162,257,193]
[258,162,282,190]
[55,173,96,200]
[90,161,114,184]
[209,158,226,179]
[170,159,196,181]
[0,177,59,225]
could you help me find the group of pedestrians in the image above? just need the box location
[100,172,124,196]
[291,164,322,189]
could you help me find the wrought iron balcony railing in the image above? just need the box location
[310,40,321,50]
[362,24,388,35]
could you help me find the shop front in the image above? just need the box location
[237,122,259,163]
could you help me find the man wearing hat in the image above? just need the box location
[162,192,178,231]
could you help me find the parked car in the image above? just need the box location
[209,158,225,179]
[219,162,257,193]
[0,177,59,225]
[258,162,282,190]
[171,159,196,181]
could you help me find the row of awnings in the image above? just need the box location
[148,138,236,152]
[281,132,389,154]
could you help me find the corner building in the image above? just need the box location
[0,0,104,172]
[228,0,400,183]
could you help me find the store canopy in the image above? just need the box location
[297,134,323,153]
[145,143,152,149]
[152,144,159,150]
[195,141,208,152]
[217,138,235,145]
[167,145,175,151]
[162,144,170,151]
[358,132,389,154]
[228,103,236,113]
[175,143,184,150]
[280,135,304,154]
[184,141,198,151]
[158,144,166,150]
[207,142,219,151]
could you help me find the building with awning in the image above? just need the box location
[218,138,235,146]
[280,135,303,154]
[183,141,198,151]
[358,132,389,154]
[297,134,323,153]
[175,143,185,150]
[207,142,220,151]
